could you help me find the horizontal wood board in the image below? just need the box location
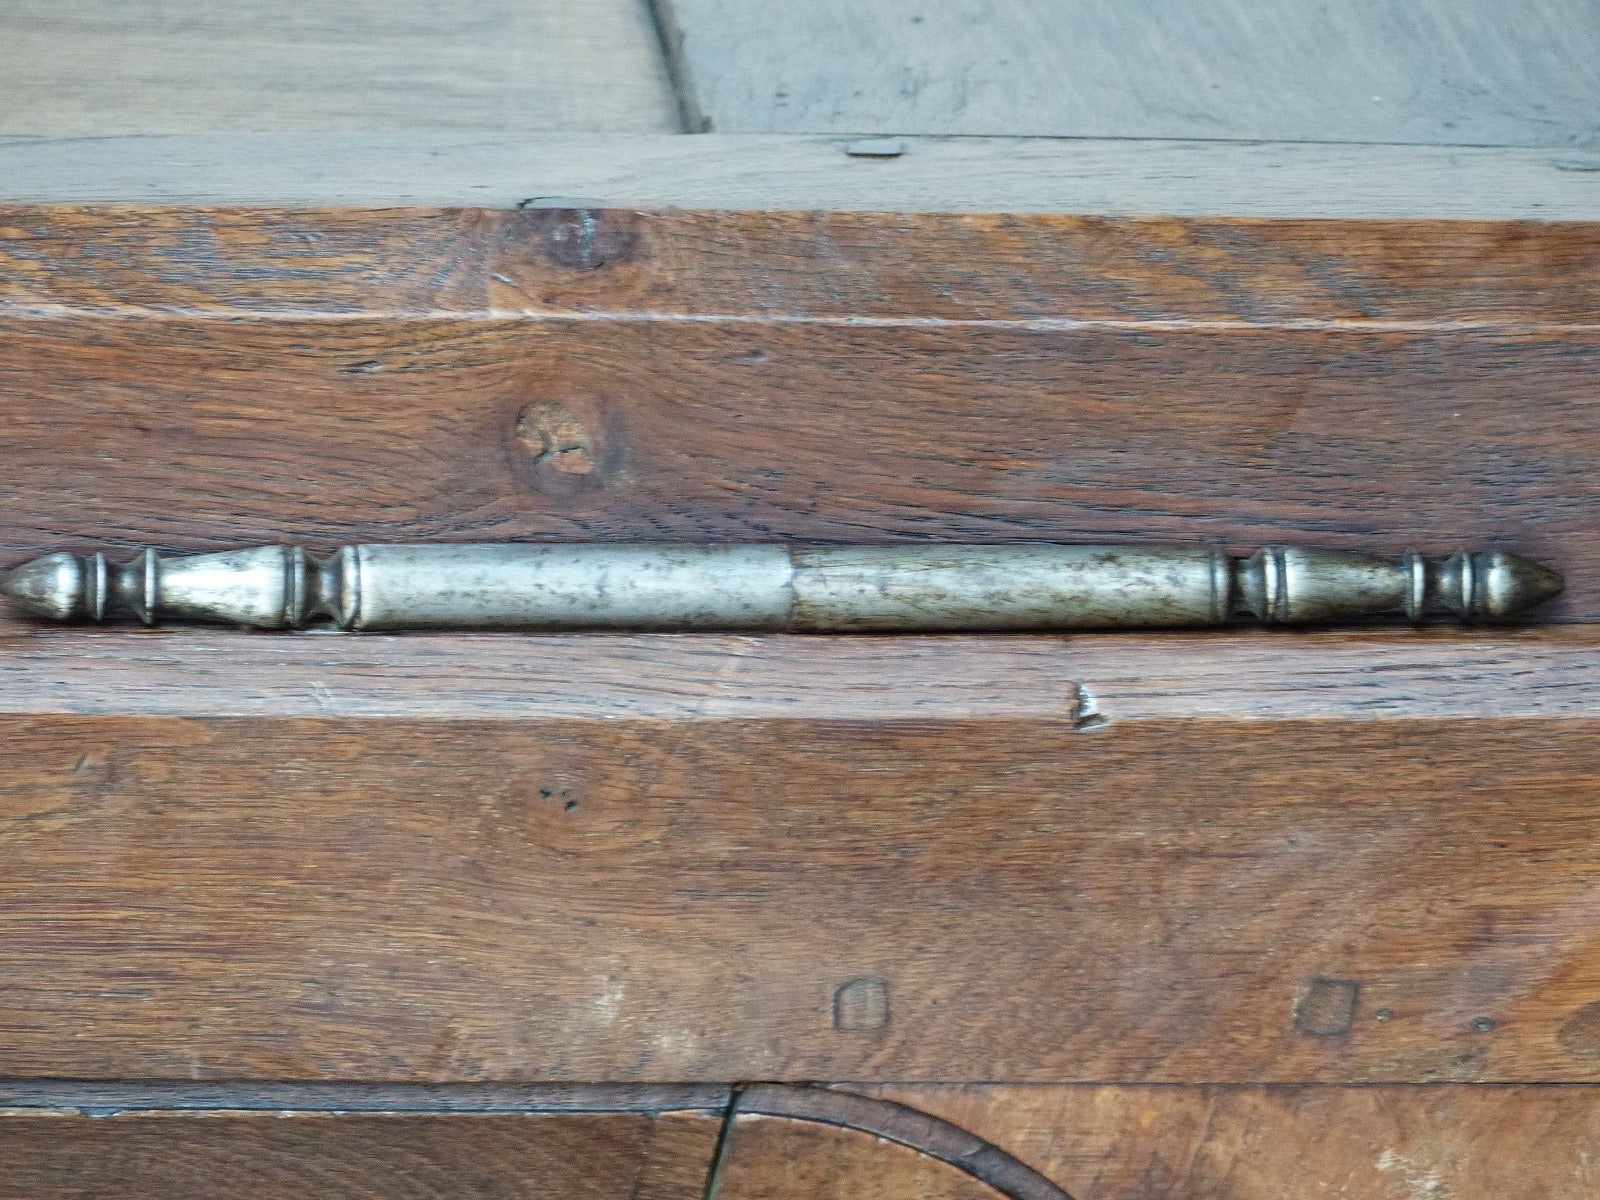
[0,629,1598,1082]
[859,1084,1600,1200]
[2,1083,1596,1199]
[2,135,1596,217]
[0,627,1591,720]
[655,0,1600,145]
[0,1109,721,1200]
[2,205,1598,1090]
[2,1,679,136]
[0,207,1596,618]
[715,1116,1009,1200]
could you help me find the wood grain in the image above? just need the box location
[3,134,1597,217]
[713,1116,1009,1200]
[11,1082,1587,1199]
[737,1086,1071,1200]
[0,628,1591,721]
[7,206,1598,321]
[656,0,1600,146]
[0,1110,721,1200]
[0,208,1595,616]
[1,1,679,136]
[0,1080,731,1113]
[1,628,1599,1082]
[858,1084,1600,1200]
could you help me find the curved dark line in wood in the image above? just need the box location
[737,1084,1074,1200]
[0,1077,1074,1199]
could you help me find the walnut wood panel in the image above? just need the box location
[0,314,1593,616]
[0,1109,720,1200]
[0,210,1594,614]
[4,207,1597,321]
[713,1116,1011,1200]
[5,626,1593,719]
[737,1086,1070,1200]
[0,1083,1060,1200]
[859,1084,1600,1200]
[1,628,1599,1082]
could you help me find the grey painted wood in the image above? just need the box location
[3,0,680,135]
[1,133,1595,218]
[655,0,1600,146]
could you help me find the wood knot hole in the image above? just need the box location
[522,208,641,271]
[517,403,594,475]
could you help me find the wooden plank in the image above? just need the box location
[0,213,1595,615]
[7,206,1599,322]
[1,629,1600,1082]
[714,1116,1007,1200]
[0,305,1588,615]
[0,1081,731,1112]
[2,134,1596,217]
[0,1110,721,1200]
[0,628,1590,722]
[655,0,1600,146]
[858,1084,1600,1200]
[2,1,679,136]
[735,1086,1070,1200]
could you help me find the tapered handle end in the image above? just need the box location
[1472,550,1564,619]
[2,551,99,622]
[1231,547,1564,624]
[2,547,358,628]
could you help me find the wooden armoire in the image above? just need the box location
[1,3,1597,1196]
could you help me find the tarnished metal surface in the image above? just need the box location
[0,542,1564,631]
[352,543,793,631]
[791,545,1228,630]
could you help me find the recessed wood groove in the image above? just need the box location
[0,1079,731,1114]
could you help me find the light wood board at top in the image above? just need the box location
[656,0,1600,146]
[1,133,1596,217]
[2,0,681,135]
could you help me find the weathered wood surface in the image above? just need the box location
[0,1080,731,1113]
[3,134,1597,217]
[0,1110,721,1200]
[2,1,679,136]
[0,627,1598,1082]
[714,1116,1010,1200]
[4,1083,1595,1199]
[9,206,1598,320]
[0,1083,1062,1200]
[656,0,1600,146]
[0,208,1595,616]
[861,1084,1600,1200]
[0,628,1592,720]
[736,1086,1071,1200]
